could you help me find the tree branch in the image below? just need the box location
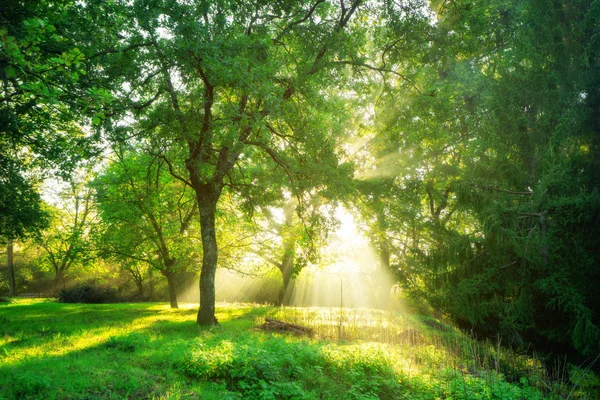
[331,60,423,94]
[88,41,156,60]
[274,0,327,42]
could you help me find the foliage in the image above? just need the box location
[1,1,102,241]
[58,283,120,304]
[78,0,364,324]
[0,169,48,241]
[36,177,95,292]
[3,0,599,371]
[351,0,600,358]
[92,148,200,307]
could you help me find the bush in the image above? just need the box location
[58,284,120,304]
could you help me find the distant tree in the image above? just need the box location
[252,198,333,305]
[93,149,200,308]
[37,178,95,292]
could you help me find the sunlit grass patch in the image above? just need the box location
[0,300,596,399]
[260,305,596,399]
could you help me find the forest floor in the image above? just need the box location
[0,299,597,399]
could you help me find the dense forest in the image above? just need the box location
[2,0,599,368]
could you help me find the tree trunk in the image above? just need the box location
[379,240,390,271]
[278,202,296,306]
[197,197,219,325]
[7,240,15,297]
[53,270,64,294]
[148,267,154,300]
[279,251,295,306]
[136,280,144,299]
[376,206,390,271]
[165,273,179,309]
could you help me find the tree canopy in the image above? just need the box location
[1,0,599,359]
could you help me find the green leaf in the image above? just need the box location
[5,66,16,78]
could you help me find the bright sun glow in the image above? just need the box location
[183,205,401,311]
[287,206,396,309]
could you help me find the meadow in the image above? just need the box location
[1,299,597,399]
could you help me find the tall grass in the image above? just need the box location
[265,305,600,399]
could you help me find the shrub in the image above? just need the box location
[58,284,120,304]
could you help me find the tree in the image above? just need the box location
[93,148,200,308]
[1,1,105,294]
[85,0,365,324]
[357,0,600,356]
[252,197,334,305]
[38,178,94,292]
[0,167,48,296]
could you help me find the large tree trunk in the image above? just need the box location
[165,272,179,309]
[278,202,296,306]
[7,240,15,297]
[197,197,219,325]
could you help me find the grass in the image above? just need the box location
[0,300,598,399]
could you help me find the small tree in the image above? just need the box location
[37,178,95,292]
[93,148,200,308]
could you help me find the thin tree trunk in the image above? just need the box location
[165,273,179,309]
[197,197,219,325]
[53,270,64,294]
[7,240,15,297]
[379,241,390,271]
[279,251,295,306]
[136,279,144,299]
[376,206,390,270]
[148,267,154,300]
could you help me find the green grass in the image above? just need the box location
[0,300,597,399]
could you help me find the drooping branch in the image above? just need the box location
[153,153,192,187]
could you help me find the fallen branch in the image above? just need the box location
[257,317,313,336]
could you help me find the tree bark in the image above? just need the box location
[279,250,295,306]
[197,196,219,325]
[7,240,15,297]
[165,272,179,309]
[278,202,296,306]
[148,267,154,300]
[53,269,64,294]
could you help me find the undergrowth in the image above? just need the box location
[0,300,598,399]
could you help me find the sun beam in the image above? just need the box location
[288,206,397,310]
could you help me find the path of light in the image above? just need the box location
[287,206,396,309]
[184,205,400,310]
